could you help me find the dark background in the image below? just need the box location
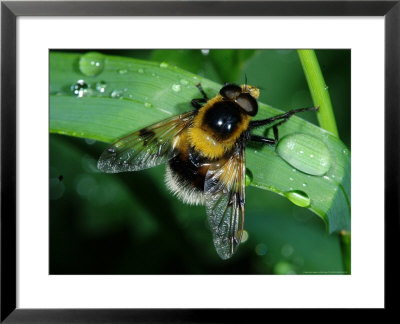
[50,49,350,274]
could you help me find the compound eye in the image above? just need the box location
[235,93,258,116]
[219,84,242,100]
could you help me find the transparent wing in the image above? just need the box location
[204,138,246,260]
[98,111,195,173]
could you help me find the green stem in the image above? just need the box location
[340,231,351,274]
[297,50,339,137]
[297,49,350,274]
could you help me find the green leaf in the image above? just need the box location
[50,51,350,233]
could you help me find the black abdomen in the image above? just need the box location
[168,147,208,191]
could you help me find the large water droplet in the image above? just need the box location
[70,80,92,97]
[276,134,331,176]
[284,190,311,208]
[79,52,105,77]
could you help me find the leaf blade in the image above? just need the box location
[49,51,351,232]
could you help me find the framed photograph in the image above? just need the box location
[1,0,398,321]
[49,47,351,273]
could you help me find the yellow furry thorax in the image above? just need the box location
[187,84,259,159]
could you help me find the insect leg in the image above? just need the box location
[195,83,209,100]
[269,120,286,142]
[249,114,295,145]
[249,106,318,129]
[249,134,277,145]
[191,98,207,109]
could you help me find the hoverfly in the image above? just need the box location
[98,83,317,259]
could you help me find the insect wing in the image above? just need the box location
[204,138,246,259]
[98,111,195,173]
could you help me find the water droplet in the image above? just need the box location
[70,80,92,97]
[118,68,128,74]
[343,149,349,155]
[302,183,307,187]
[95,81,107,93]
[255,243,267,256]
[171,84,181,92]
[180,79,188,85]
[138,68,144,74]
[324,85,329,90]
[245,168,253,186]
[276,133,332,176]
[201,49,210,55]
[144,102,153,108]
[284,190,311,208]
[110,89,124,99]
[85,138,96,145]
[241,230,249,243]
[79,52,105,77]
[289,177,294,181]
[160,62,169,68]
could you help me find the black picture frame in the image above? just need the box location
[1,0,398,321]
